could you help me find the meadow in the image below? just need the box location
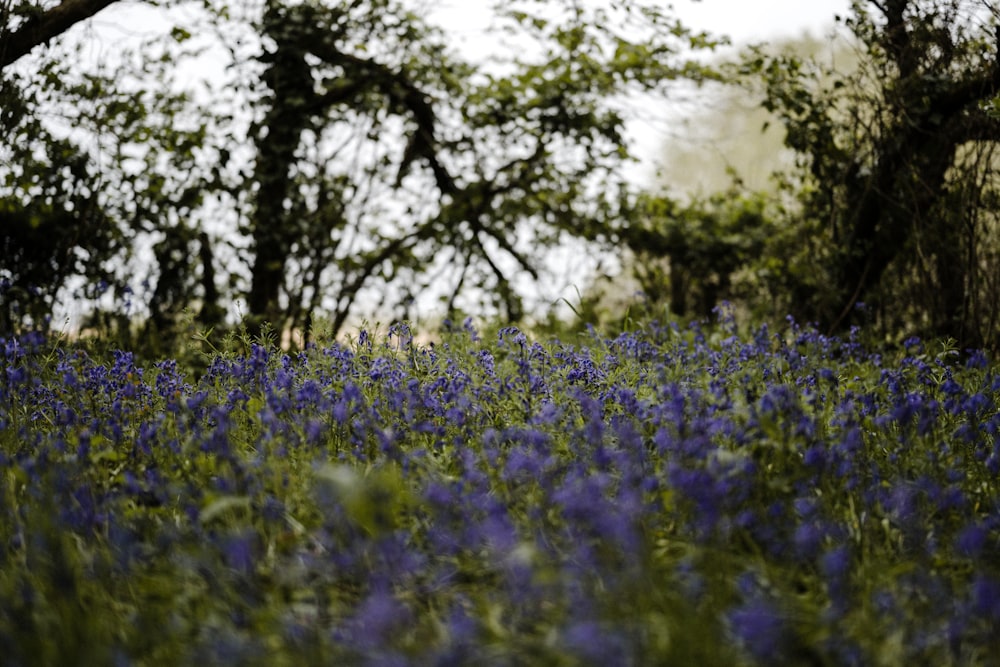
[1,314,998,665]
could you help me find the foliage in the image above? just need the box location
[1,0,719,342]
[738,0,1000,350]
[622,190,785,322]
[0,128,119,333]
[239,0,718,337]
[621,1,1000,352]
[1,3,231,345]
[2,315,999,664]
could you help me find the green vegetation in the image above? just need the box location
[5,2,1000,351]
[2,317,999,664]
[3,4,1000,661]
[1,0,719,343]
[626,2,1000,350]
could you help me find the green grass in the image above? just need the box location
[1,318,998,665]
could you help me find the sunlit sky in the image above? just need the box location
[430,0,851,52]
[676,0,850,43]
[427,0,852,182]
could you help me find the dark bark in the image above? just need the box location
[307,43,458,196]
[831,122,957,331]
[247,32,314,332]
[879,0,918,79]
[0,0,119,70]
[826,0,1000,337]
[248,17,458,333]
[197,232,224,327]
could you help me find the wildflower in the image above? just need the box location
[820,545,852,609]
[955,523,989,559]
[222,529,258,576]
[965,349,989,369]
[793,521,825,561]
[497,326,527,349]
[970,576,1000,623]
[903,336,924,355]
[187,390,209,412]
[563,620,629,665]
[728,599,790,662]
[348,588,413,648]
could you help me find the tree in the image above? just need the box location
[221,0,710,336]
[240,0,718,337]
[2,0,719,342]
[2,0,230,340]
[746,0,1000,348]
[602,33,853,329]
[0,130,120,332]
[1,7,124,332]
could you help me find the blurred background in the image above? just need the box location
[3,0,999,354]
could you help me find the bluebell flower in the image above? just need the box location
[187,390,209,412]
[793,521,825,561]
[820,545,852,606]
[349,588,414,649]
[562,620,632,665]
[970,575,1000,623]
[727,599,790,662]
[965,349,989,369]
[222,529,258,576]
[903,336,924,355]
[955,522,989,559]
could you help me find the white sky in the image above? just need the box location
[677,0,850,43]
[430,0,850,52]
[427,0,852,183]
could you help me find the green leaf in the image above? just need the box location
[170,27,193,43]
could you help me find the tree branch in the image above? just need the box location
[307,42,458,196]
[961,111,1000,143]
[926,70,1000,124]
[1,0,120,70]
[880,0,918,79]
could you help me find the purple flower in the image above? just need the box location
[970,576,1000,623]
[728,599,789,661]
[562,620,629,664]
[793,521,825,561]
[818,544,853,613]
[349,588,413,648]
[903,336,924,355]
[186,390,209,411]
[820,544,851,580]
[965,350,989,369]
[5,365,27,386]
[955,523,989,558]
[222,530,257,576]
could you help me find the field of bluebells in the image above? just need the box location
[2,315,999,665]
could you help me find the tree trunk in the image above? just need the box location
[246,24,313,333]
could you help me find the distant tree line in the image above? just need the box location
[629,0,1000,351]
[1,0,716,349]
[3,0,1000,351]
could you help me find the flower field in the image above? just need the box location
[2,318,999,665]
